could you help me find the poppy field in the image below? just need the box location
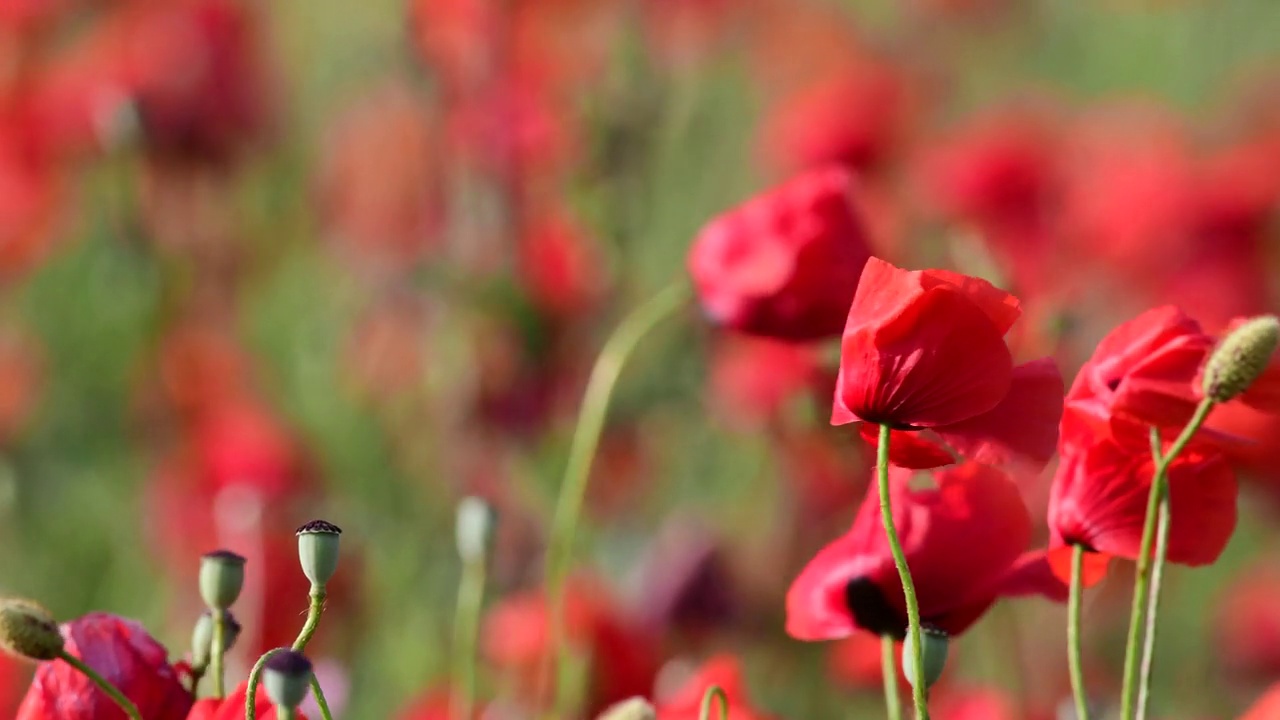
[4,0,1280,718]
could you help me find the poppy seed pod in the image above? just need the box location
[199,550,247,611]
[296,520,342,588]
[0,598,63,661]
[595,697,657,720]
[455,497,495,564]
[901,626,949,692]
[1203,315,1280,403]
[191,610,242,668]
[263,650,314,711]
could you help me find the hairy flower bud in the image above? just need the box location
[902,625,949,692]
[0,599,63,661]
[199,550,247,611]
[296,520,342,588]
[1203,316,1280,403]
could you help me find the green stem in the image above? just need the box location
[278,708,298,720]
[877,423,929,720]
[293,586,326,652]
[453,551,487,720]
[882,635,902,720]
[246,648,286,720]
[1067,544,1091,720]
[210,609,227,699]
[698,685,729,720]
[310,675,334,720]
[1118,399,1215,720]
[1135,494,1170,720]
[541,281,689,717]
[59,650,142,720]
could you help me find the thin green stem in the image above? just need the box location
[541,281,689,717]
[1119,399,1215,720]
[877,423,929,720]
[210,609,227,699]
[278,708,298,720]
[1135,494,1170,720]
[453,552,487,720]
[292,587,326,652]
[310,675,334,720]
[698,685,729,720]
[1068,544,1091,720]
[882,635,902,720]
[246,648,286,720]
[59,650,142,720]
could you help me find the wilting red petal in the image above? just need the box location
[935,358,1064,470]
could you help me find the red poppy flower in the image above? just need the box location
[17,613,192,720]
[833,257,1062,470]
[657,655,774,720]
[688,166,873,341]
[930,686,1019,720]
[186,681,307,720]
[827,633,905,691]
[786,462,1031,640]
[517,211,607,322]
[708,336,821,430]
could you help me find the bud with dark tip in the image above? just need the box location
[191,610,242,668]
[902,625,949,693]
[595,697,657,720]
[199,550,247,611]
[455,497,495,564]
[296,520,342,588]
[263,650,314,711]
[0,599,63,661]
[1203,315,1280,403]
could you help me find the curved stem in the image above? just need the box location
[877,423,928,720]
[246,648,286,720]
[881,635,902,720]
[1067,544,1091,720]
[1119,399,1214,720]
[541,281,689,717]
[293,586,326,652]
[210,609,227,699]
[59,650,142,720]
[453,551,487,720]
[310,675,335,720]
[698,685,729,720]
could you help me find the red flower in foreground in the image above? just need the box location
[834,257,1062,470]
[186,681,307,720]
[787,463,1031,640]
[688,167,873,341]
[657,655,775,720]
[17,613,192,720]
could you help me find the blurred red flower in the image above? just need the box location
[688,167,873,341]
[0,104,64,279]
[1241,681,1280,720]
[834,257,1062,470]
[395,689,455,720]
[0,326,42,445]
[657,655,775,720]
[827,632,904,691]
[517,211,607,322]
[930,685,1019,720]
[1215,567,1280,682]
[786,462,1031,640]
[186,680,307,720]
[707,336,821,430]
[16,613,192,720]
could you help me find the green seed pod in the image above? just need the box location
[263,650,314,711]
[199,550,247,611]
[0,598,63,661]
[296,520,342,588]
[901,626,949,693]
[595,697,657,720]
[1203,315,1280,403]
[455,497,495,564]
[191,610,242,668]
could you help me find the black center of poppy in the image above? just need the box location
[1105,377,1122,392]
[844,577,907,639]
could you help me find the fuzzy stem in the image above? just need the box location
[246,648,285,720]
[877,423,929,719]
[698,685,729,720]
[882,635,902,720]
[292,586,326,652]
[1068,543,1091,720]
[453,550,487,720]
[59,650,143,720]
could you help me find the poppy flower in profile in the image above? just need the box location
[833,257,1063,470]
[186,680,307,720]
[787,462,1031,641]
[657,655,775,720]
[17,613,192,720]
[688,166,873,341]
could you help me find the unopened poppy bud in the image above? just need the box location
[455,497,495,564]
[199,550,246,611]
[901,626,949,692]
[296,520,342,588]
[191,610,242,667]
[263,650,314,710]
[1203,315,1280,403]
[0,599,63,661]
[596,697,657,720]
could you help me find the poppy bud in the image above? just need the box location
[263,650,314,711]
[901,625,949,692]
[595,697,657,720]
[191,610,242,668]
[1203,315,1280,403]
[455,497,494,564]
[0,598,63,661]
[296,520,342,588]
[199,550,247,611]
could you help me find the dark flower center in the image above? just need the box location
[844,577,906,639]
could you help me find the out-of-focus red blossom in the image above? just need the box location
[517,212,606,321]
[827,632,904,691]
[688,166,873,342]
[834,257,1062,471]
[0,104,63,279]
[17,613,192,720]
[787,462,1032,640]
[1205,400,1280,493]
[0,327,42,444]
[775,430,866,523]
[482,578,659,715]
[657,655,775,720]
[1241,682,1280,720]
[186,680,306,720]
[395,689,457,720]
[1215,567,1280,681]
[0,652,27,717]
[316,82,441,270]
[158,323,252,422]
[761,61,910,177]
[586,424,651,518]
[707,336,820,430]
[342,294,430,406]
[639,0,736,68]
[930,686,1019,720]
[409,0,495,90]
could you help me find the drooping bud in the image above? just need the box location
[595,697,657,720]
[1203,315,1280,403]
[455,497,495,564]
[0,598,63,661]
[191,610,242,668]
[263,650,314,711]
[199,550,247,611]
[296,520,342,588]
[901,625,949,692]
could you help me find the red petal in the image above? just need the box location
[858,424,956,469]
[936,357,1064,470]
[919,268,1022,334]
